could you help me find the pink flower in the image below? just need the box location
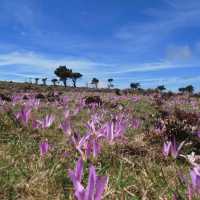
[162,137,185,159]
[15,106,32,126]
[36,114,55,129]
[68,158,108,200]
[60,119,72,136]
[39,139,49,157]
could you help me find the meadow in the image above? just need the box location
[1,82,200,200]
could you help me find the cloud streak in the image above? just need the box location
[0,51,110,72]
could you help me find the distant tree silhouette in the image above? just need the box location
[70,72,82,87]
[108,78,114,89]
[42,78,47,86]
[185,85,194,93]
[91,78,99,88]
[179,85,194,94]
[178,87,185,93]
[51,78,58,86]
[130,82,140,90]
[156,85,166,92]
[35,78,39,85]
[54,66,72,88]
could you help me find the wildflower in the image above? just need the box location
[132,118,141,129]
[163,141,171,157]
[72,133,91,159]
[162,137,184,159]
[102,118,126,144]
[188,166,200,199]
[171,137,185,159]
[85,137,101,159]
[0,97,5,106]
[15,106,32,126]
[132,96,140,102]
[12,95,22,105]
[37,114,55,129]
[39,139,49,157]
[60,119,72,136]
[68,158,108,200]
[64,109,70,119]
[60,95,68,107]
[26,98,40,109]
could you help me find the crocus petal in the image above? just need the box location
[84,165,96,200]
[39,139,49,157]
[68,170,85,199]
[163,141,171,157]
[94,176,108,200]
[75,158,84,182]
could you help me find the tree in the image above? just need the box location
[70,72,82,87]
[178,87,185,93]
[179,85,194,94]
[51,78,58,86]
[108,78,114,89]
[35,78,39,85]
[91,78,99,88]
[130,82,140,90]
[42,78,47,86]
[185,85,194,93]
[156,85,166,92]
[54,66,72,88]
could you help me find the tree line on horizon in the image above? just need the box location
[29,65,195,93]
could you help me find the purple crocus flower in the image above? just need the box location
[68,159,108,200]
[196,131,200,138]
[132,118,141,129]
[63,109,70,119]
[60,119,72,136]
[72,132,102,160]
[85,137,101,159]
[171,137,185,159]
[190,166,200,191]
[15,106,32,126]
[163,141,171,157]
[60,95,69,107]
[162,137,184,159]
[37,114,55,129]
[12,95,22,106]
[188,166,200,199]
[72,133,91,159]
[39,139,49,157]
[102,118,126,144]
[0,97,5,106]
[132,96,140,102]
[26,98,40,110]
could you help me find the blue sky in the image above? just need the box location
[0,0,200,90]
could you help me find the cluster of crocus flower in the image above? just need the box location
[15,106,32,126]
[164,141,200,199]
[34,114,55,129]
[68,158,108,200]
[12,93,136,199]
[25,98,40,110]
[67,114,129,198]
[163,137,185,159]
[179,152,200,199]
[70,114,128,160]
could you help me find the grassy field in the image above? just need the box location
[1,82,200,200]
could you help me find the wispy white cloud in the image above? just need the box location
[0,50,199,79]
[0,51,110,73]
